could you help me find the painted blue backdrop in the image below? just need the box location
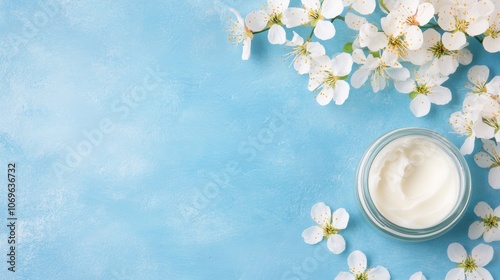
[0,0,499,279]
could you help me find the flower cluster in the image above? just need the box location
[228,0,499,118]
[300,201,499,278]
[448,65,500,188]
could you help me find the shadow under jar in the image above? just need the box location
[356,128,471,241]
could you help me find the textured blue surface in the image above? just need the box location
[0,0,499,279]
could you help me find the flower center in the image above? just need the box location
[428,41,455,58]
[268,12,283,27]
[323,223,339,237]
[355,272,369,280]
[483,214,500,230]
[485,24,499,39]
[406,15,419,26]
[458,256,478,273]
[308,9,324,26]
[387,35,408,57]
[455,18,469,33]
[294,44,309,57]
[416,84,430,95]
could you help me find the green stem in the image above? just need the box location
[474,35,484,43]
[308,15,345,41]
[421,23,440,29]
[253,28,270,35]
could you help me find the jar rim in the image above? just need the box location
[356,127,471,241]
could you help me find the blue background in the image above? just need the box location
[0,0,499,279]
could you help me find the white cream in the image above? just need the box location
[368,136,460,229]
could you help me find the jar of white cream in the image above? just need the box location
[356,128,471,241]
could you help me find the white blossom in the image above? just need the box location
[474,139,500,189]
[351,50,410,92]
[445,243,494,280]
[335,250,390,280]
[308,53,353,105]
[285,32,326,75]
[383,0,435,50]
[483,3,500,52]
[438,0,494,50]
[343,0,376,15]
[302,202,350,254]
[468,201,500,241]
[245,0,290,44]
[409,272,426,280]
[449,110,481,155]
[228,8,254,60]
[285,0,343,40]
[395,65,451,117]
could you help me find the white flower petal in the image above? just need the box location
[410,271,426,280]
[474,152,494,168]
[311,202,332,226]
[268,0,290,13]
[316,87,334,106]
[245,10,269,31]
[406,25,424,50]
[448,243,467,263]
[294,55,311,74]
[332,80,350,105]
[327,234,346,254]
[386,67,410,81]
[428,86,452,105]
[483,36,500,53]
[460,136,475,155]
[415,3,434,25]
[242,38,252,60]
[314,20,336,40]
[470,267,493,280]
[488,167,500,189]
[442,31,467,51]
[331,208,349,229]
[471,243,494,267]
[468,221,486,240]
[307,42,326,57]
[457,48,473,65]
[437,56,458,76]
[352,0,376,15]
[410,94,431,117]
[345,12,367,30]
[368,266,390,280]
[481,139,498,156]
[332,53,353,76]
[351,69,371,88]
[466,18,489,36]
[352,49,367,64]
[322,0,344,18]
[303,0,321,10]
[475,201,494,217]
[302,226,324,244]
[285,8,308,28]
[483,227,500,242]
[438,6,456,31]
[371,73,386,92]
[395,78,415,94]
[474,121,495,139]
[335,272,355,280]
[468,65,489,85]
[229,8,245,25]
[348,250,367,274]
[445,268,465,280]
[268,24,287,44]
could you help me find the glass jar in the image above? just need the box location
[356,127,471,241]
